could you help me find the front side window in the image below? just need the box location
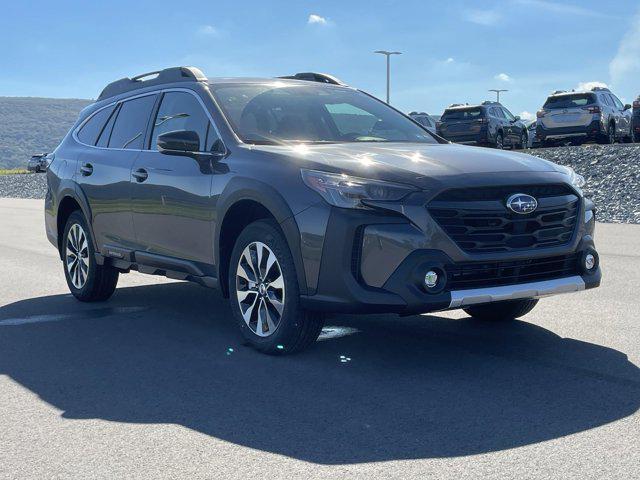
[77,105,116,145]
[211,83,436,145]
[108,94,157,149]
[610,94,624,110]
[150,91,213,151]
[502,108,516,121]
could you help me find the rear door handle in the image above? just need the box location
[132,168,148,183]
[80,163,93,176]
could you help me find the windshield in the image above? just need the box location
[441,107,484,121]
[211,83,437,145]
[544,93,596,109]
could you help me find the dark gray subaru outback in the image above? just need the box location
[45,66,601,354]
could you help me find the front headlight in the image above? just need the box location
[558,165,585,189]
[301,169,416,209]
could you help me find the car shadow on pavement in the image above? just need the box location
[1,281,639,465]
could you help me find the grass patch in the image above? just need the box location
[0,168,30,175]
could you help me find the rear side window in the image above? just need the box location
[77,106,115,145]
[544,94,595,109]
[108,94,157,149]
[441,108,483,121]
[150,91,211,151]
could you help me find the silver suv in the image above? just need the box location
[536,87,633,146]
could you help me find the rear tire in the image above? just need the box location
[518,132,528,150]
[463,299,538,322]
[228,219,324,355]
[495,132,504,149]
[62,211,119,302]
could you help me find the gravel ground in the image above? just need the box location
[0,172,47,199]
[1,143,639,223]
[526,143,640,224]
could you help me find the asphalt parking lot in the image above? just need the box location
[1,198,639,479]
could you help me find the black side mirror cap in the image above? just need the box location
[157,130,200,156]
[624,104,632,111]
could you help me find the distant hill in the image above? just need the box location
[0,97,92,169]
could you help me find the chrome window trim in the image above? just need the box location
[72,87,226,154]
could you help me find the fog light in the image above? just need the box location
[585,253,596,271]
[424,271,438,288]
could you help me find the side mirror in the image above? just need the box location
[513,116,521,122]
[157,130,200,156]
[624,104,632,111]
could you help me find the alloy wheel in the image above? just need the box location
[66,223,89,289]
[235,241,285,337]
[496,134,504,149]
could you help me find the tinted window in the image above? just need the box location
[601,94,612,106]
[77,106,115,145]
[610,94,624,109]
[96,105,119,147]
[212,83,436,144]
[502,107,515,121]
[544,94,595,109]
[441,107,484,121]
[108,95,157,149]
[150,92,211,151]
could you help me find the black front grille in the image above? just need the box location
[446,254,580,290]
[429,185,579,253]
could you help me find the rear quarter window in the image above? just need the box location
[77,106,116,145]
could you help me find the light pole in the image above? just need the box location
[489,89,508,103]
[374,50,402,104]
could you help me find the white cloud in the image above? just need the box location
[445,57,455,63]
[308,14,328,25]
[575,81,608,92]
[464,10,502,26]
[519,111,536,121]
[197,25,218,36]
[610,10,640,98]
[495,73,512,82]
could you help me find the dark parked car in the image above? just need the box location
[437,102,528,149]
[633,96,640,142]
[536,87,633,146]
[45,66,600,354]
[27,153,51,172]
[408,111,437,134]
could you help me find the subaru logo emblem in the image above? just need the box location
[506,193,538,214]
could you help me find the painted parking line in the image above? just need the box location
[0,306,149,326]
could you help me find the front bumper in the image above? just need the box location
[298,194,600,315]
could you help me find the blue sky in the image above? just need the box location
[2,0,639,119]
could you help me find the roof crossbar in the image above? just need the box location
[278,72,347,86]
[98,66,207,101]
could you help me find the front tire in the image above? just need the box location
[228,219,324,354]
[463,299,538,322]
[494,132,504,149]
[62,211,119,302]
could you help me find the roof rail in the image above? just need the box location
[481,100,499,105]
[98,66,207,101]
[551,90,567,95]
[278,72,347,86]
[448,103,469,108]
[591,86,610,92]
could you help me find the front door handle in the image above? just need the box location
[132,168,148,183]
[80,163,93,176]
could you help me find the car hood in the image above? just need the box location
[250,142,562,188]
